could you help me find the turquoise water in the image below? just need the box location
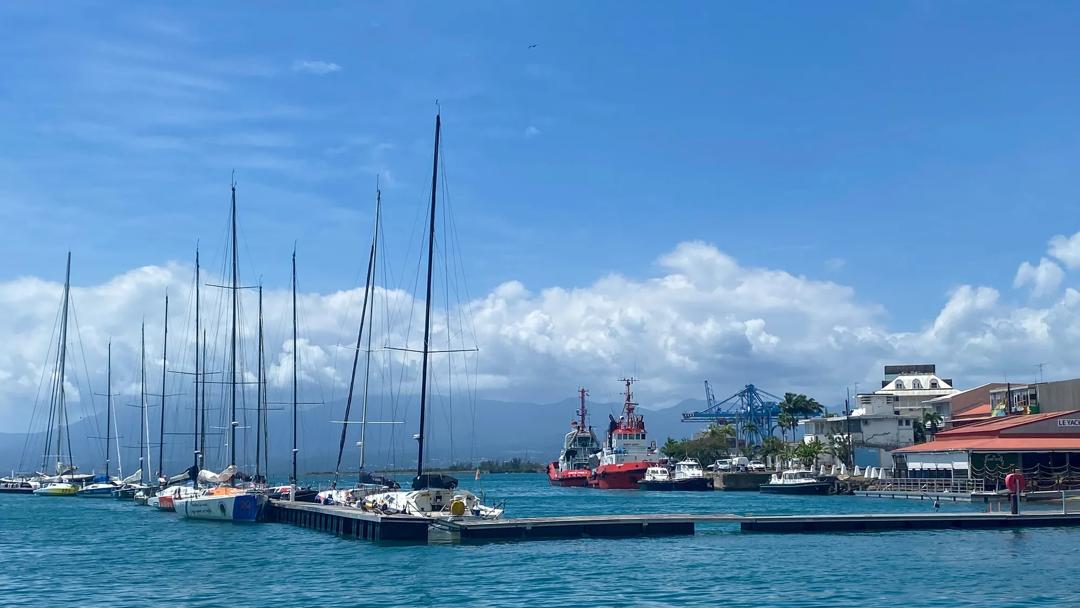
[2,473,1078,607]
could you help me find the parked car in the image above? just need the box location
[710,458,733,471]
[747,460,767,471]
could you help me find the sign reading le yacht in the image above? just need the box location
[1057,419,1080,427]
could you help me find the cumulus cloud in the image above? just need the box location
[4,239,1080,431]
[1014,257,1064,298]
[291,60,341,75]
[1049,231,1080,269]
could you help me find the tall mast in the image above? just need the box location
[103,343,111,481]
[105,341,112,479]
[359,186,380,478]
[200,330,207,469]
[56,252,72,473]
[291,249,299,486]
[157,294,168,481]
[193,247,200,471]
[256,284,264,482]
[333,200,378,486]
[229,178,238,472]
[578,387,588,429]
[416,112,440,480]
[140,322,148,484]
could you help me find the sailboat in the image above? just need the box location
[34,253,88,496]
[359,113,502,521]
[267,250,320,503]
[316,185,401,507]
[78,341,122,497]
[175,178,267,523]
[114,323,151,500]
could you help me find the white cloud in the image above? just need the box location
[5,239,1080,431]
[291,60,342,75]
[1049,231,1080,269]
[1014,257,1064,298]
[824,257,846,272]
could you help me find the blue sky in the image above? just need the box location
[3,2,1080,428]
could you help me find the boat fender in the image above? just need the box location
[449,499,466,517]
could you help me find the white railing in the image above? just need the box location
[867,477,984,494]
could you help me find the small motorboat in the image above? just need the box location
[638,459,713,491]
[0,476,39,494]
[33,481,78,496]
[77,481,120,498]
[759,470,833,495]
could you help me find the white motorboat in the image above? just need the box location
[760,469,833,495]
[77,480,120,498]
[638,459,712,491]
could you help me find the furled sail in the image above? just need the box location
[197,465,238,485]
[165,465,199,486]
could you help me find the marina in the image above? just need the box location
[8,472,1080,606]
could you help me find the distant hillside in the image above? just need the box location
[0,396,710,479]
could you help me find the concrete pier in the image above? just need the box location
[711,472,773,491]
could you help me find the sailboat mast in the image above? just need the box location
[229,179,239,472]
[256,285,263,482]
[56,252,72,473]
[291,249,298,486]
[158,294,168,480]
[359,187,380,476]
[333,206,378,485]
[200,330,207,469]
[193,248,200,471]
[140,322,148,484]
[416,112,440,480]
[105,341,112,479]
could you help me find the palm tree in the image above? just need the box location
[742,421,759,447]
[922,411,943,439]
[794,438,825,468]
[777,412,796,442]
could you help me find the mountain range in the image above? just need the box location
[0,396,710,479]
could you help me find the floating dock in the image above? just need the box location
[738,511,1080,533]
[266,499,429,542]
[434,513,739,542]
[268,500,1080,543]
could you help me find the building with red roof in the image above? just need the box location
[892,410,1080,490]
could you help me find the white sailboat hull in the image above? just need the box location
[176,492,267,522]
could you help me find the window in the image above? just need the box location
[895,379,905,389]
[912,379,923,389]
[930,379,939,389]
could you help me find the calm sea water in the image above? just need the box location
[2,473,1077,607]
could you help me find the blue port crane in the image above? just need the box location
[682,381,783,447]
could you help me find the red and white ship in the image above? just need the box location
[547,388,602,487]
[588,378,657,489]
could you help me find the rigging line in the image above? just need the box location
[68,294,103,466]
[19,289,64,473]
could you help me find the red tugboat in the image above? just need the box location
[547,388,602,487]
[588,378,658,489]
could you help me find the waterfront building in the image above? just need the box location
[874,364,958,417]
[892,410,1080,489]
[800,364,956,468]
[923,383,1006,428]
